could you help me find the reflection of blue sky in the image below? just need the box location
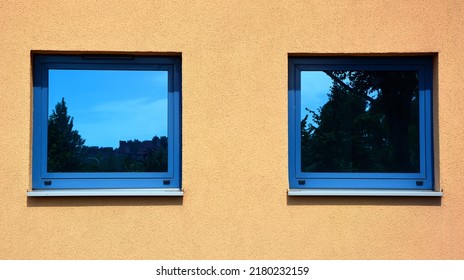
[49,70,168,148]
[301,71,333,126]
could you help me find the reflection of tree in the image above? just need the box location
[47,98,168,173]
[120,137,168,172]
[48,98,85,172]
[301,71,419,173]
[144,136,168,172]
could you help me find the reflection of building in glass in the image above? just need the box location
[118,140,159,160]
[116,136,169,172]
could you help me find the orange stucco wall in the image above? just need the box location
[0,0,463,259]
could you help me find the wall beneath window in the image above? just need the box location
[1,0,463,259]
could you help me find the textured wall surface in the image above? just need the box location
[0,0,463,259]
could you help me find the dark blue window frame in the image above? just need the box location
[288,56,433,190]
[32,54,181,189]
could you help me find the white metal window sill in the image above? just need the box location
[288,189,443,197]
[27,189,184,197]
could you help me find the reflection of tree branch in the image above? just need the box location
[323,71,375,103]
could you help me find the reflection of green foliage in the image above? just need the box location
[78,138,168,172]
[47,98,85,172]
[123,155,144,172]
[301,71,419,173]
[144,136,168,172]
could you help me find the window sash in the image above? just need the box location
[32,55,181,189]
[288,57,433,189]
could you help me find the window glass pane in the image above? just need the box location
[47,69,168,173]
[301,70,420,173]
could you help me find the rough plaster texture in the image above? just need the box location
[0,0,463,259]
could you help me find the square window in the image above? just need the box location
[32,54,181,193]
[288,57,434,191]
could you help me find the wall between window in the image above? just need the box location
[0,0,463,259]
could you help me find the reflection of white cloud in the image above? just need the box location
[47,69,171,148]
[74,98,168,148]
